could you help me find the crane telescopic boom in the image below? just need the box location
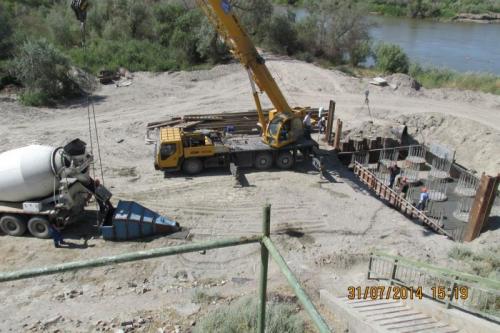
[197,0,307,148]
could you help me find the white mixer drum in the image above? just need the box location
[0,145,64,202]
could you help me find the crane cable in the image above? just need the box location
[71,0,105,186]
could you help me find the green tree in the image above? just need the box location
[264,15,299,55]
[349,40,372,66]
[46,4,81,48]
[153,3,186,47]
[128,1,153,40]
[196,17,230,64]
[374,42,409,74]
[170,10,204,65]
[303,0,371,64]
[11,39,80,105]
[0,4,14,59]
[232,0,274,38]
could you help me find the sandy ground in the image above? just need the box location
[0,59,499,332]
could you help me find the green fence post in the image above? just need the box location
[263,237,331,333]
[367,253,373,280]
[258,204,271,333]
[390,259,398,285]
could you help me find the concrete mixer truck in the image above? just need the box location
[0,139,114,239]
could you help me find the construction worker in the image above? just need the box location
[417,187,429,211]
[399,177,409,199]
[318,116,326,134]
[388,163,401,188]
[49,223,66,248]
[303,112,312,139]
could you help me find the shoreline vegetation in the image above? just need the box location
[274,0,500,22]
[0,0,499,107]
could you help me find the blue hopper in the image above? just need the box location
[100,201,180,241]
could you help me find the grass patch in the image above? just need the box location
[68,39,178,73]
[410,65,500,95]
[193,296,304,333]
[19,90,53,107]
[448,246,500,279]
[191,289,221,305]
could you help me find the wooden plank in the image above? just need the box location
[334,119,342,150]
[325,100,335,145]
[147,119,183,129]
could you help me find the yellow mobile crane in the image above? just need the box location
[154,0,317,175]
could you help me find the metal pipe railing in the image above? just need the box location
[0,205,333,333]
[368,252,500,323]
[0,236,261,283]
[263,236,331,333]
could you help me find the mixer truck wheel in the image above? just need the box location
[0,215,27,236]
[27,217,50,239]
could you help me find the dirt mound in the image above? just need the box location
[385,73,421,91]
[391,112,500,174]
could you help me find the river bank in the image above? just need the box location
[452,12,500,23]
[274,1,500,23]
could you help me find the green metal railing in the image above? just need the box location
[368,251,500,323]
[0,205,332,333]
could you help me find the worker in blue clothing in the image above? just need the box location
[49,223,66,248]
[416,187,429,211]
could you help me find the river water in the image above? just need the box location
[369,16,500,74]
[290,8,500,74]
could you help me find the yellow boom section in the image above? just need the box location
[197,0,293,117]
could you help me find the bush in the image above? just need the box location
[196,17,230,64]
[169,10,204,66]
[449,246,500,278]
[193,296,304,333]
[46,3,81,48]
[264,15,299,55]
[153,3,185,47]
[235,0,274,39]
[191,289,221,304]
[68,39,177,73]
[349,40,372,66]
[0,4,14,59]
[374,43,409,74]
[19,90,53,107]
[11,39,80,105]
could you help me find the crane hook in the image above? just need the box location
[71,0,89,23]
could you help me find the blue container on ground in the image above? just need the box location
[100,201,180,241]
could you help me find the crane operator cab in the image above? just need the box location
[265,109,306,148]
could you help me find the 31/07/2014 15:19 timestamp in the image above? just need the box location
[347,286,469,301]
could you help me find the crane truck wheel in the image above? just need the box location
[0,215,27,236]
[276,152,294,169]
[254,152,273,170]
[27,217,51,239]
[182,158,203,175]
